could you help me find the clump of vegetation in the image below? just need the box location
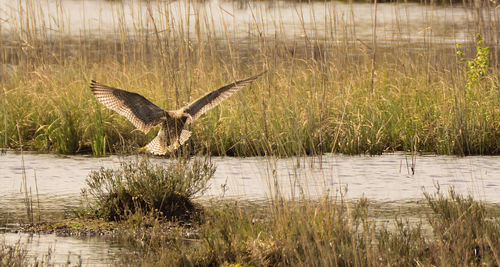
[82,157,215,221]
[119,190,500,266]
[457,34,491,93]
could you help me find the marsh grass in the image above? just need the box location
[82,156,215,221]
[89,102,107,156]
[0,1,499,156]
[114,190,500,266]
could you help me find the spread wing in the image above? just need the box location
[184,71,266,122]
[90,80,167,133]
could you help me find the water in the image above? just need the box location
[1,152,499,212]
[0,0,493,44]
[0,232,127,266]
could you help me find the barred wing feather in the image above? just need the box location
[185,72,265,122]
[90,80,167,133]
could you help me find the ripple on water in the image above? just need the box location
[0,232,127,266]
[1,152,500,211]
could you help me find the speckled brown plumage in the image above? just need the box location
[90,71,265,155]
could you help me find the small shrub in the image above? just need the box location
[457,34,490,97]
[82,157,215,221]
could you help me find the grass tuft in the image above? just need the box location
[82,157,215,222]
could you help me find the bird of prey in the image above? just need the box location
[90,72,265,155]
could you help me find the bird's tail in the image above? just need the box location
[143,129,192,155]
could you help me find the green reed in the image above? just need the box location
[90,101,107,156]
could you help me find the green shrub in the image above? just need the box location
[457,34,490,95]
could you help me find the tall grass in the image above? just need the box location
[116,189,500,266]
[0,0,498,156]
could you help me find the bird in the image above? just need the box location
[90,71,266,155]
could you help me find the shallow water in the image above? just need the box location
[1,152,499,215]
[0,232,127,266]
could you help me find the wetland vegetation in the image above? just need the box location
[1,0,500,265]
[11,157,500,266]
[124,190,500,266]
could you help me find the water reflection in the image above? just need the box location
[0,232,127,266]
